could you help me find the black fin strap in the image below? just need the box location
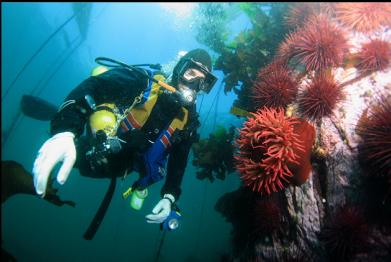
[83,176,117,240]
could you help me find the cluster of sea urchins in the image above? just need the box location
[235,107,304,195]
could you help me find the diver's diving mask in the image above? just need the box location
[177,58,217,94]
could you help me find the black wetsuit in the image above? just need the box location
[50,67,200,200]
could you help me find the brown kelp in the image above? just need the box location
[195,3,290,112]
[192,126,236,182]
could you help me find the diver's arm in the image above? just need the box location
[161,129,197,201]
[51,68,147,137]
[161,106,200,201]
[33,68,147,196]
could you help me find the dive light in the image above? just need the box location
[162,210,182,231]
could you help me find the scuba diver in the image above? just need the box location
[31,49,217,237]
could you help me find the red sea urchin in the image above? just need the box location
[251,61,299,110]
[235,107,312,195]
[297,72,345,122]
[320,206,369,261]
[356,95,391,177]
[253,199,281,235]
[356,39,391,73]
[284,3,320,29]
[277,31,300,63]
[284,14,348,72]
[335,3,391,34]
[284,3,336,29]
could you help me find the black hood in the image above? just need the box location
[171,49,212,87]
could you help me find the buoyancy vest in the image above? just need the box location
[118,69,189,189]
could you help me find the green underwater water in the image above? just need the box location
[2,3,249,262]
[4,3,390,262]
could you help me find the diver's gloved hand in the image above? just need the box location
[145,194,175,224]
[33,132,76,197]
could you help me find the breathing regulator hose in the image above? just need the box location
[95,57,177,93]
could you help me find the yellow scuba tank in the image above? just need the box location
[91,65,109,76]
[86,103,123,169]
[86,66,117,137]
[89,103,118,137]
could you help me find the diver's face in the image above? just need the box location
[182,68,206,83]
[177,68,206,106]
[178,68,206,92]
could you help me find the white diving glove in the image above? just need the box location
[33,132,76,197]
[145,194,175,224]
